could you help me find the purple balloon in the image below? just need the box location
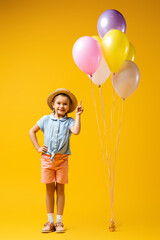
[97,9,126,39]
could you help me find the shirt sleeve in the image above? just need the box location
[68,117,75,130]
[37,115,47,131]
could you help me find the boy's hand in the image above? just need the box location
[75,100,84,115]
[37,145,48,153]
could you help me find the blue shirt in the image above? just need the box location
[37,113,75,162]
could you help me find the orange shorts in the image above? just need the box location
[41,153,69,184]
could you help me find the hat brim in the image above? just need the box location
[47,88,78,113]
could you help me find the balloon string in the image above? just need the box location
[110,86,116,220]
[111,97,124,219]
[99,85,114,220]
[99,86,111,175]
[99,85,112,190]
[90,77,111,197]
[110,105,113,219]
[110,94,112,190]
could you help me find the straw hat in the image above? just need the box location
[47,88,78,113]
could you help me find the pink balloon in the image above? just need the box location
[72,36,102,75]
[111,60,140,99]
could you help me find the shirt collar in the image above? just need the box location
[51,113,68,122]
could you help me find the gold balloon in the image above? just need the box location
[126,42,136,62]
[92,35,102,46]
[102,29,129,73]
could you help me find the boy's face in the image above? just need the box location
[52,95,70,117]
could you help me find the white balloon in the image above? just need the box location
[88,56,111,85]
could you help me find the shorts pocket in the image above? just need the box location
[41,154,52,168]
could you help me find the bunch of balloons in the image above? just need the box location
[72,9,140,100]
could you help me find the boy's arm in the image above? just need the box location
[70,100,83,135]
[29,124,41,151]
[70,114,81,135]
[29,124,48,153]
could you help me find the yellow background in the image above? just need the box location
[0,0,159,239]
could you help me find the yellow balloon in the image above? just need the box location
[102,29,129,73]
[92,35,102,46]
[126,42,136,62]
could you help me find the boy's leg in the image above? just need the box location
[54,183,65,232]
[41,182,56,232]
[56,183,65,216]
[46,182,56,214]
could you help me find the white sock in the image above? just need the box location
[47,213,54,223]
[56,214,63,223]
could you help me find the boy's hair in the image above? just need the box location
[52,93,72,114]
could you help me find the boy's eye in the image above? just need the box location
[57,102,67,105]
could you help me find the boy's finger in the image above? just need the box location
[79,100,82,105]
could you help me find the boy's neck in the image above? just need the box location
[54,112,66,120]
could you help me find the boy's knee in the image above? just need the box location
[46,183,56,194]
[56,183,65,194]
